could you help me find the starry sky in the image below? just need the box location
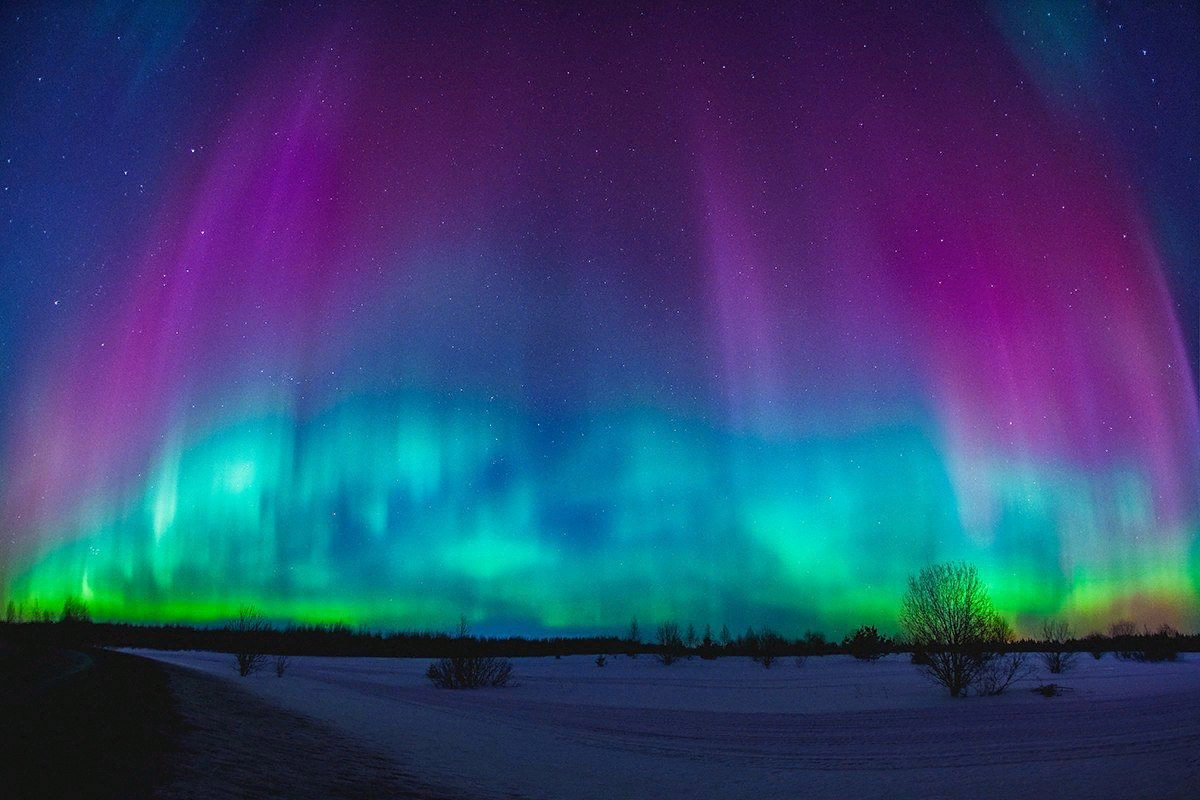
[1,1,1197,636]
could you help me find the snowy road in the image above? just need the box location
[133,650,1200,799]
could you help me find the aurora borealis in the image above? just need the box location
[1,2,1197,636]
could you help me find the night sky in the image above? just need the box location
[1,2,1197,636]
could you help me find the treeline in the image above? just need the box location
[3,597,1197,660]
[3,616,1196,660]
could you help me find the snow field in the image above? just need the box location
[134,649,1200,799]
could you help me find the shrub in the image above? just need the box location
[656,621,686,665]
[977,649,1032,695]
[231,606,270,677]
[426,655,514,688]
[845,625,888,661]
[1082,632,1106,660]
[1110,620,1138,660]
[595,654,606,668]
[1137,624,1180,662]
[274,654,290,677]
[749,627,785,668]
[1040,619,1079,674]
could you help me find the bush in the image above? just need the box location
[748,627,785,668]
[1082,632,1106,660]
[426,655,514,688]
[1110,620,1138,660]
[656,621,686,665]
[845,625,888,661]
[1040,619,1079,675]
[977,649,1032,695]
[595,654,606,668]
[1136,625,1180,662]
[274,654,290,677]
[231,606,270,677]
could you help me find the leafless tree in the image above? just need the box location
[231,605,270,677]
[656,621,685,665]
[900,562,1016,697]
[274,653,290,677]
[1040,618,1079,674]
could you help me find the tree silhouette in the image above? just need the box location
[231,606,270,677]
[1040,618,1079,674]
[656,621,685,665]
[900,562,1014,697]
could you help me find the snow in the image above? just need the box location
[131,649,1200,799]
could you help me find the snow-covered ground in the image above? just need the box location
[132,649,1200,799]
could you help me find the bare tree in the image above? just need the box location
[656,621,685,665]
[900,562,1016,697]
[1040,618,1079,674]
[274,653,290,677]
[231,606,270,677]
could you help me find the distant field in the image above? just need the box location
[134,650,1200,799]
